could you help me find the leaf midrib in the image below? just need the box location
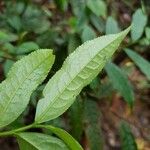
[0,54,50,121]
[19,137,39,150]
[36,33,123,122]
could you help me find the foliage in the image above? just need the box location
[84,99,103,150]
[131,9,147,42]
[35,27,130,124]
[0,0,150,149]
[119,122,137,150]
[105,62,134,108]
[125,48,150,80]
[0,27,129,149]
[68,96,84,141]
[0,50,55,128]
[17,132,69,150]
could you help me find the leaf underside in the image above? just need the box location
[35,27,130,123]
[0,49,55,128]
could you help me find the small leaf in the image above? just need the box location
[106,16,120,34]
[22,5,50,34]
[0,31,18,43]
[7,16,22,31]
[131,9,147,41]
[16,42,39,54]
[145,27,150,40]
[69,96,84,141]
[81,25,96,42]
[139,37,150,46]
[2,43,16,54]
[0,49,55,128]
[3,60,14,77]
[68,34,81,54]
[70,0,86,17]
[76,13,88,31]
[36,125,83,150]
[55,0,68,11]
[17,132,69,150]
[90,14,105,33]
[87,0,107,17]
[35,27,130,124]
[90,77,100,90]
[119,122,137,150]
[105,62,134,107]
[94,81,113,98]
[125,49,150,80]
[84,99,103,150]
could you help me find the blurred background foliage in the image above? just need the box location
[0,0,150,149]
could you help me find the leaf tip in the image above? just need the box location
[122,25,131,36]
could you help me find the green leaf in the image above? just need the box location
[81,25,96,42]
[36,125,83,150]
[22,5,50,34]
[55,0,68,11]
[90,14,105,33]
[16,42,39,54]
[119,122,137,150]
[7,16,22,31]
[125,49,150,80]
[35,27,130,124]
[105,62,134,107]
[3,60,14,77]
[2,43,16,54]
[0,49,55,128]
[70,0,86,17]
[0,31,18,43]
[84,99,103,150]
[17,132,69,150]
[90,77,100,90]
[36,30,58,48]
[131,8,147,41]
[145,27,150,40]
[87,0,107,17]
[106,16,120,34]
[141,0,146,14]
[68,34,81,54]
[76,13,88,31]
[69,96,84,141]
[93,80,114,98]
[139,37,150,46]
